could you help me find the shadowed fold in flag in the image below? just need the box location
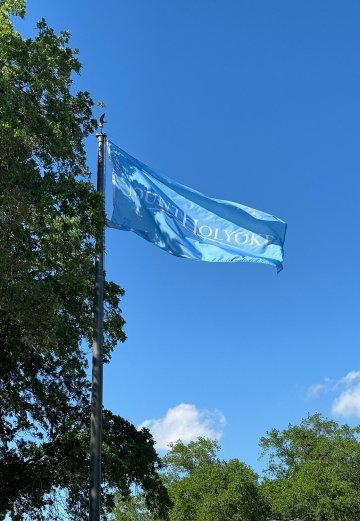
[107,141,286,271]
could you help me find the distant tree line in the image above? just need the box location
[114,414,360,521]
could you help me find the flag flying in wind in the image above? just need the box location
[108,141,286,271]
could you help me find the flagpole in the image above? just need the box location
[89,120,106,521]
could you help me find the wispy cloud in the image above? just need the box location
[338,371,360,387]
[138,403,226,450]
[307,380,332,398]
[332,383,360,417]
[307,371,360,418]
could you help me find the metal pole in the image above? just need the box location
[89,128,106,521]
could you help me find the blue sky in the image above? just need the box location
[17,1,360,472]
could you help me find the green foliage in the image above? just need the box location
[113,438,268,521]
[162,437,220,482]
[113,421,360,521]
[101,411,171,519]
[260,413,360,521]
[114,493,159,521]
[163,439,268,521]
[169,458,268,521]
[0,0,25,18]
[0,2,169,519]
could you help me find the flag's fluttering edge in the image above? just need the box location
[108,141,287,271]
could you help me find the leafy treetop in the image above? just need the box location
[0,2,169,519]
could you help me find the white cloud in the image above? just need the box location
[307,371,360,419]
[332,383,360,418]
[307,382,329,398]
[138,403,226,450]
[306,377,333,398]
[338,371,360,387]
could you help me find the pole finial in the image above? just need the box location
[98,113,106,133]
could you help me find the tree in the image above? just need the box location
[0,2,169,519]
[169,458,268,521]
[260,413,360,521]
[162,437,220,483]
[113,438,268,521]
[163,439,268,521]
[113,493,156,521]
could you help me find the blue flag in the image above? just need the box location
[108,141,286,271]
